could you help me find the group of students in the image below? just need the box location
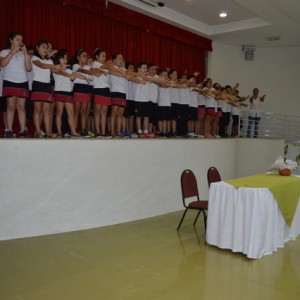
[0,31,265,139]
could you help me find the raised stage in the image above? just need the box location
[0,138,284,241]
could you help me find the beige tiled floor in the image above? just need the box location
[0,211,300,300]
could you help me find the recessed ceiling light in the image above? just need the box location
[219,12,227,18]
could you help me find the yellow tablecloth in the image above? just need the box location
[225,174,300,226]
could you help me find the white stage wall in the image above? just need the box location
[0,138,283,241]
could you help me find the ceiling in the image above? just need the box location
[109,0,300,47]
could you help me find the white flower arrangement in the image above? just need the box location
[269,156,299,171]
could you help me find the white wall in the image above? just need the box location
[0,138,283,241]
[207,41,300,116]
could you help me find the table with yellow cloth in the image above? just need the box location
[206,174,300,259]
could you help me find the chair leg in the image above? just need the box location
[203,210,207,232]
[177,208,188,231]
[193,210,201,226]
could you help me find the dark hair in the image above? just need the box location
[213,83,221,90]
[112,53,122,61]
[159,69,167,75]
[7,32,23,47]
[76,49,85,58]
[168,69,177,77]
[68,49,86,66]
[225,85,231,89]
[147,63,156,68]
[53,49,68,65]
[137,62,147,69]
[34,40,49,59]
[125,62,134,69]
[27,45,34,52]
[94,48,105,57]
[203,78,212,87]
[188,75,196,80]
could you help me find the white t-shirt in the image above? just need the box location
[31,56,53,83]
[72,64,90,85]
[127,80,136,101]
[198,93,206,106]
[109,66,127,94]
[203,87,217,110]
[170,87,180,104]
[249,97,263,117]
[180,87,190,105]
[91,61,109,88]
[231,104,241,116]
[158,86,171,107]
[53,69,73,92]
[189,88,198,108]
[134,78,149,102]
[147,75,159,103]
[221,100,228,113]
[0,49,28,83]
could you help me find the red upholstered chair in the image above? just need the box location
[177,169,208,231]
[207,166,221,188]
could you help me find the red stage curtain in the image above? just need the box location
[0,0,211,76]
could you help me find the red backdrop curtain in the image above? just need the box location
[0,0,212,76]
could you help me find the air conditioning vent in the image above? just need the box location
[265,36,281,41]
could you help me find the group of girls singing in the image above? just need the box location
[0,31,250,139]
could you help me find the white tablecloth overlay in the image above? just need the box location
[206,181,300,259]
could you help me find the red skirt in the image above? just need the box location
[2,80,29,99]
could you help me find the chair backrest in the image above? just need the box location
[207,166,221,188]
[181,169,199,205]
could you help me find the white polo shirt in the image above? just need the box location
[31,55,53,83]
[0,49,28,83]
[158,86,171,107]
[53,69,73,92]
[91,61,109,88]
[72,64,90,85]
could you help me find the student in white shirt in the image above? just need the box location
[53,50,88,137]
[247,88,266,137]
[0,32,32,137]
[187,76,198,137]
[124,62,136,136]
[168,69,180,136]
[92,48,111,137]
[109,53,129,137]
[30,40,62,138]
[133,62,151,138]
[72,49,100,137]
[147,63,159,135]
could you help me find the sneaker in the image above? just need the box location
[20,130,30,138]
[64,132,71,138]
[4,130,14,138]
[214,135,221,138]
[122,130,130,137]
[130,132,138,138]
[88,131,95,138]
[81,129,90,138]
[102,134,112,139]
[146,132,156,138]
[138,132,147,138]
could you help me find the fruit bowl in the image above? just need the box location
[279,168,292,176]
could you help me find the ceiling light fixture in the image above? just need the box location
[219,12,227,18]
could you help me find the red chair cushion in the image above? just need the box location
[188,200,208,209]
